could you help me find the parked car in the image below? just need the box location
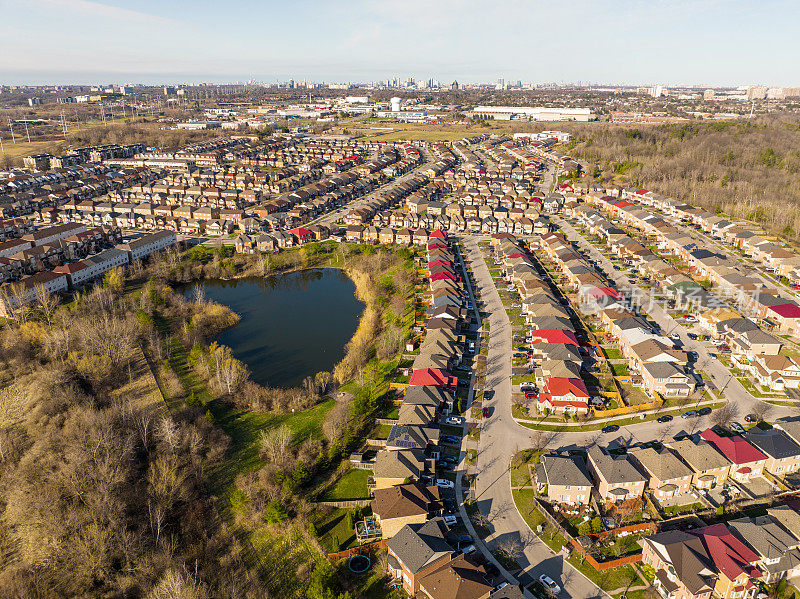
[525,392,537,399]
[441,435,460,444]
[436,479,454,489]
[539,575,561,594]
[745,413,760,423]
[670,332,681,341]
[443,515,458,526]
[482,407,492,418]
[730,422,746,434]
[673,432,690,441]
[657,415,673,423]
[687,333,698,340]
[697,407,712,416]
[602,424,620,433]
[681,410,698,419]
[445,416,465,425]
[462,544,477,554]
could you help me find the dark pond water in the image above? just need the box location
[184,269,364,388]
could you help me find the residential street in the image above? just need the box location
[309,148,434,227]
[461,235,607,599]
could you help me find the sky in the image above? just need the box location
[1,0,798,86]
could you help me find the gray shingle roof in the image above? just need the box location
[744,428,800,460]
[386,518,453,574]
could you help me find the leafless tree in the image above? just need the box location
[259,425,293,463]
[498,536,525,562]
[34,283,59,324]
[710,402,739,427]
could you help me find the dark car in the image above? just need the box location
[482,407,491,418]
[673,432,690,441]
[602,424,620,433]
[657,415,673,423]
[484,390,495,400]
[745,413,759,423]
[697,407,712,416]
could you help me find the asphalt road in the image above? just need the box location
[461,235,607,599]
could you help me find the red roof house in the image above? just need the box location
[430,271,460,283]
[699,429,767,482]
[429,229,447,240]
[690,524,762,597]
[537,377,590,414]
[409,368,457,391]
[288,227,313,244]
[529,329,579,346]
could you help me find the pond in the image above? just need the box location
[185,269,364,388]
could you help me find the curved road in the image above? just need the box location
[459,227,798,598]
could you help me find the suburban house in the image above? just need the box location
[371,482,441,539]
[641,362,696,398]
[536,377,590,415]
[727,515,800,583]
[586,447,647,503]
[700,429,767,483]
[642,529,716,599]
[743,427,800,477]
[691,524,763,599]
[629,446,694,502]
[417,554,494,599]
[669,439,731,490]
[534,453,593,506]
[373,449,431,491]
[386,518,454,596]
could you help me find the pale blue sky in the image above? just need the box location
[1,0,798,86]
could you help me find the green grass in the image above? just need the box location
[511,489,565,553]
[517,402,726,431]
[566,555,640,593]
[604,348,623,360]
[510,451,537,487]
[371,423,393,439]
[663,502,703,516]
[322,468,373,501]
[315,508,358,552]
[610,363,630,377]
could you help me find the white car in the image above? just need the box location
[539,574,561,594]
[443,515,458,526]
[445,416,465,425]
[436,479,455,489]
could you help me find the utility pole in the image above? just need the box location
[1,135,5,156]
[23,120,31,143]
[101,103,106,126]
[8,119,16,143]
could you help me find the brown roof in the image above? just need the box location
[417,554,493,599]
[371,482,440,520]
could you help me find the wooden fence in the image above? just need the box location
[316,499,372,508]
[327,539,387,561]
[593,398,662,419]
[534,498,646,571]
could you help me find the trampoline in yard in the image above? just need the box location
[348,554,371,573]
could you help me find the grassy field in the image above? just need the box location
[322,468,372,501]
[1,139,64,160]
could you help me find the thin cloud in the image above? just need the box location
[30,0,177,25]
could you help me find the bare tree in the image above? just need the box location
[752,401,773,423]
[497,536,525,563]
[709,402,739,427]
[34,283,59,324]
[259,425,293,462]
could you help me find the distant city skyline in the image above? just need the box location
[1,0,798,87]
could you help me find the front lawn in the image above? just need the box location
[511,489,565,553]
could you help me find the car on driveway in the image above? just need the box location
[436,479,454,489]
[445,416,465,425]
[745,413,759,423]
[539,574,561,594]
[443,515,458,526]
[657,415,673,423]
[602,424,620,433]
[482,407,492,418]
[441,435,460,444]
[730,422,746,434]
